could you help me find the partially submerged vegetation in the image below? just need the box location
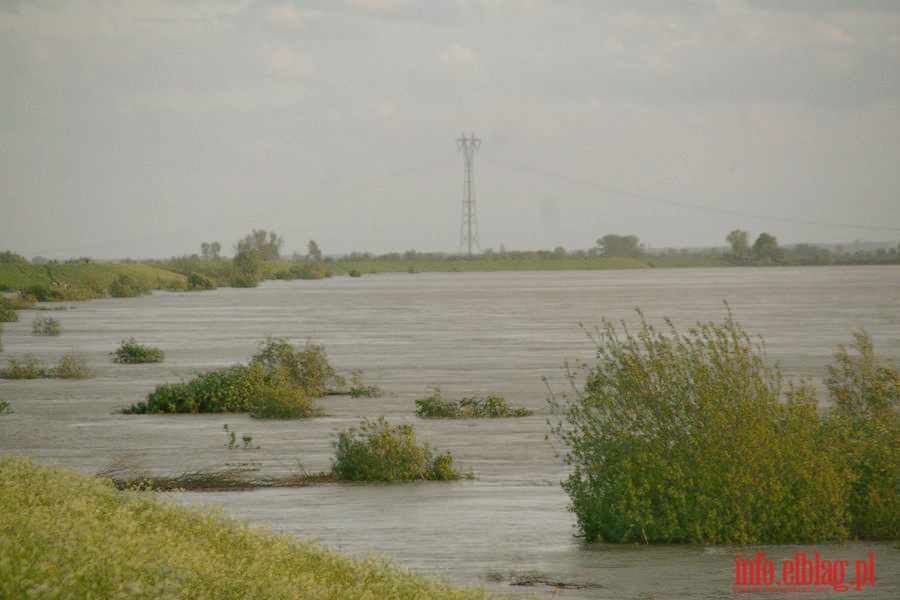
[0,299,19,323]
[348,370,383,398]
[549,312,899,544]
[111,338,165,363]
[415,388,532,418]
[96,457,334,492]
[0,455,495,599]
[31,315,62,336]
[124,362,319,417]
[332,417,463,482]
[123,338,361,417]
[52,352,96,379]
[0,352,95,379]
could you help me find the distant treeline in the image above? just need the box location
[2,229,897,298]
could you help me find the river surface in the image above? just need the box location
[1,266,898,598]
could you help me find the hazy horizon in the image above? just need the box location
[2,1,899,260]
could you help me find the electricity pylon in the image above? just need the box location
[457,132,481,255]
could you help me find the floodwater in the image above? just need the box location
[1,266,898,599]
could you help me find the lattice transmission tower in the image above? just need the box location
[457,132,481,255]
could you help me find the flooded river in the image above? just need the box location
[1,266,898,598]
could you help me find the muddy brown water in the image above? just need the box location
[1,266,898,598]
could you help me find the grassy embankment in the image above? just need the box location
[0,262,186,295]
[0,455,496,599]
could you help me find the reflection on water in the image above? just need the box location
[1,267,898,598]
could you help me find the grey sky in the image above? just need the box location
[1,0,898,259]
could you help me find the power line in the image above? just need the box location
[486,156,900,234]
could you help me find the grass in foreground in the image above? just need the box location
[0,455,497,599]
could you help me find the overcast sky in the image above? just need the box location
[1,0,899,259]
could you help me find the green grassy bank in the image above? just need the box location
[0,455,496,599]
[0,262,185,294]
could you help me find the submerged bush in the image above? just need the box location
[0,303,18,323]
[1,353,95,380]
[416,387,531,418]
[125,361,320,418]
[332,417,462,482]
[251,337,345,397]
[52,353,96,379]
[348,370,383,398]
[1,354,48,379]
[31,315,61,336]
[249,380,321,419]
[550,311,850,544]
[111,338,165,364]
[124,338,352,416]
[126,363,275,414]
[825,329,899,540]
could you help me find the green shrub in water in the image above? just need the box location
[250,379,321,419]
[251,337,345,397]
[825,329,899,540]
[332,417,462,482]
[348,370,383,398]
[549,311,850,544]
[125,338,346,416]
[126,363,319,418]
[0,301,18,323]
[126,363,272,414]
[31,315,61,336]
[111,338,165,364]
[52,352,96,379]
[416,387,531,418]
[1,354,49,379]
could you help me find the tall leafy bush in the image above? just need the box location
[549,311,849,544]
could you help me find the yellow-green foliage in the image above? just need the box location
[332,417,462,482]
[825,329,899,540]
[550,311,853,544]
[0,456,496,599]
[251,337,346,398]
